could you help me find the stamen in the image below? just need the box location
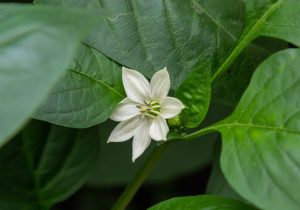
[137,100,161,118]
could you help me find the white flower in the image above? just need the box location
[107,67,185,162]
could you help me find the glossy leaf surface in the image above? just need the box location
[175,64,211,128]
[34,44,124,128]
[148,195,256,210]
[212,0,300,81]
[216,49,300,210]
[35,0,244,128]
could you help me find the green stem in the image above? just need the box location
[211,33,254,82]
[111,143,168,210]
[212,0,283,82]
[111,124,220,210]
[181,126,217,141]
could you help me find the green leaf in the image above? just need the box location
[212,0,300,81]
[244,0,300,46]
[212,0,299,106]
[35,0,245,89]
[0,120,99,210]
[34,0,244,127]
[0,4,98,145]
[33,44,124,128]
[175,64,211,128]
[214,49,300,210]
[148,195,257,210]
[35,0,300,127]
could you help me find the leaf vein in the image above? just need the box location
[68,69,124,98]
[214,123,300,135]
[191,0,236,40]
[211,0,284,81]
[128,0,155,69]
[249,131,299,205]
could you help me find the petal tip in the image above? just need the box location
[122,66,130,73]
[160,136,167,141]
[109,116,118,122]
[160,67,168,75]
[181,102,186,109]
[150,134,166,141]
[132,153,140,162]
[107,135,114,143]
[107,136,112,143]
[122,66,137,75]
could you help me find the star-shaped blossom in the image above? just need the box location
[107,67,185,162]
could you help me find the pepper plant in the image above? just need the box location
[1,0,300,210]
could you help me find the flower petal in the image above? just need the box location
[160,97,185,119]
[110,98,140,121]
[150,67,170,101]
[149,115,169,141]
[132,118,152,162]
[107,116,139,143]
[122,67,151,104]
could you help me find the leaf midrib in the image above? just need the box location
[68,68,124,98]
[212,122,300,135]
[20,135,48,209]
[211,0,284,82]
[180,119,300,142]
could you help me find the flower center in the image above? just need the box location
[137,100,161,118]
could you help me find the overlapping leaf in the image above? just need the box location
[175,64,211,128]
[0,4,98,145]
[34,44,124,128]
[212,0,300,82]
[244,0,300,46]
[0,120,99,210]
[148,195,257,210]
[214,49,300,210]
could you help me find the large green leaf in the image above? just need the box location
[35,0,245,87]
[34,0,300,128]
[35,0,244,128]
[148,195,257,210]
[0,4,98,145]
[84,0,245,88]
[0,120,99,210]
[33,44,124,128]
[244,0,300,45]
[213,49,300,210]
[212,0,300,81]
[211,0,300,108]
